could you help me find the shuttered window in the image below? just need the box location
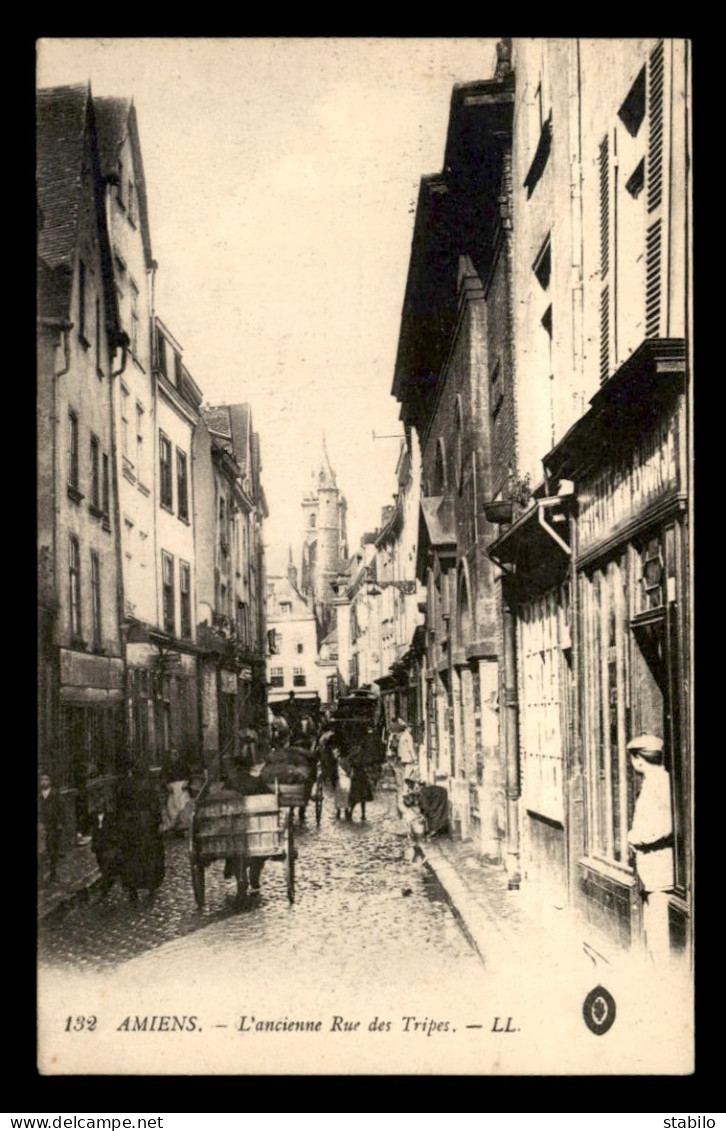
[600,286,610,384]
[645,220,662,338]
[599,136,610,280]
[647,39,665,214]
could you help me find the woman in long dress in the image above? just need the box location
[117,770,165,902]
[333,740,352,819]
[344,742,375,822]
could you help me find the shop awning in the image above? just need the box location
[488,497,571,591]
[544,338,685,482]
[416,496,457,580]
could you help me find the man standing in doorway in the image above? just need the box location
[627,734,675,969]
[395,718,417,794]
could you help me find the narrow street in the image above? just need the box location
[38,781,483,985]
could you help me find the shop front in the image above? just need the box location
[488,495,574,899]
[545,339,691,963]
[56,649,125,842]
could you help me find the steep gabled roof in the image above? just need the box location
[37,83,89,276]
[37,83,121,340]
[93,96,154,268]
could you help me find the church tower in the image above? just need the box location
[300,437,348,639]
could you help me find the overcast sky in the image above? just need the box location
[37,37,499,575]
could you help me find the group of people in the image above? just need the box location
[38,767,167,903]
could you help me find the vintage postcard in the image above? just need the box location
[36,37,694,1076]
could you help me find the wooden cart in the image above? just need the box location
[276,765,324,826]
[189,782,295,908]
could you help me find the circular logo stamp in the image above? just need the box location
[582,985,617,1035]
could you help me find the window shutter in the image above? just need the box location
[647,39,665,213]
[600,285,610,384]
[645,220,662,337]
[599,135,609,278]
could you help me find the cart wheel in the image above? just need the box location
[286,818,295,904]
[191,853,205,909]
[315,778,323,827]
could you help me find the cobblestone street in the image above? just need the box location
[38,784,483,989]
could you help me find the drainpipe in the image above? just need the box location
[47,320,72,772]
[110,332,129,773]
[502,589,521,889]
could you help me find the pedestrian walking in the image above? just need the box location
[117,768,165,903]
[345,741,375,822]
[317,726,338,789]
[627,734,675,969]
[38,771,63,885]
[333,740,352,819]
[89,794,124,897]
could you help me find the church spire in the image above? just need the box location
[319,433,337,489]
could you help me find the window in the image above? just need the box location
[490,359,503,419]
[618,65,646,138]
[136,404,144,481]
[280,601,292,615]
[78,260,87,343]
[159,432,173,509]
[310,514,316,528]
[174,352,183,390]
[90,551,101,647]
[433,439,447,495]
[518,587,569,823]
[120,386,130,460]
[454,397,464,493]
[582,555,633,867]
[128,180,136,224]
[67,411,80,492]
[69,535,81,638]
[89,434,100,511]
[95,296,102,373]
[162,551,175,634]
[102,453,110,520]
[237,601,249,648]
[177,449,189,521]
[293,667,306,688]
[156,328,167,379]
[533,233,552,290]
[270,667,284,688]
[296,642,304,654]
[180,560,192,639]
[130,282,139,357]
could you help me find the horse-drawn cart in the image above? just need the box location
[189,782,295,908]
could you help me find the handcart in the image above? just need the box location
[261,746,324,826]
[189,780,295,908]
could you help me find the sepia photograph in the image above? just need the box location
[36,36,694,1077]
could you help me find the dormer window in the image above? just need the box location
[618,65,646,137]
[533,234,552,290]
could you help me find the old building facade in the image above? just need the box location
[37,84,127,839]
[390,37,692,966]
[488,38,693,963]
[194,404,269,772]
[266,572,321,712]
[393,67,516,860]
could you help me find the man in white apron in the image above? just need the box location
[627,734,675,969]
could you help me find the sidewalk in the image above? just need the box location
[38,842,100,922]
[398,796,592,976]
